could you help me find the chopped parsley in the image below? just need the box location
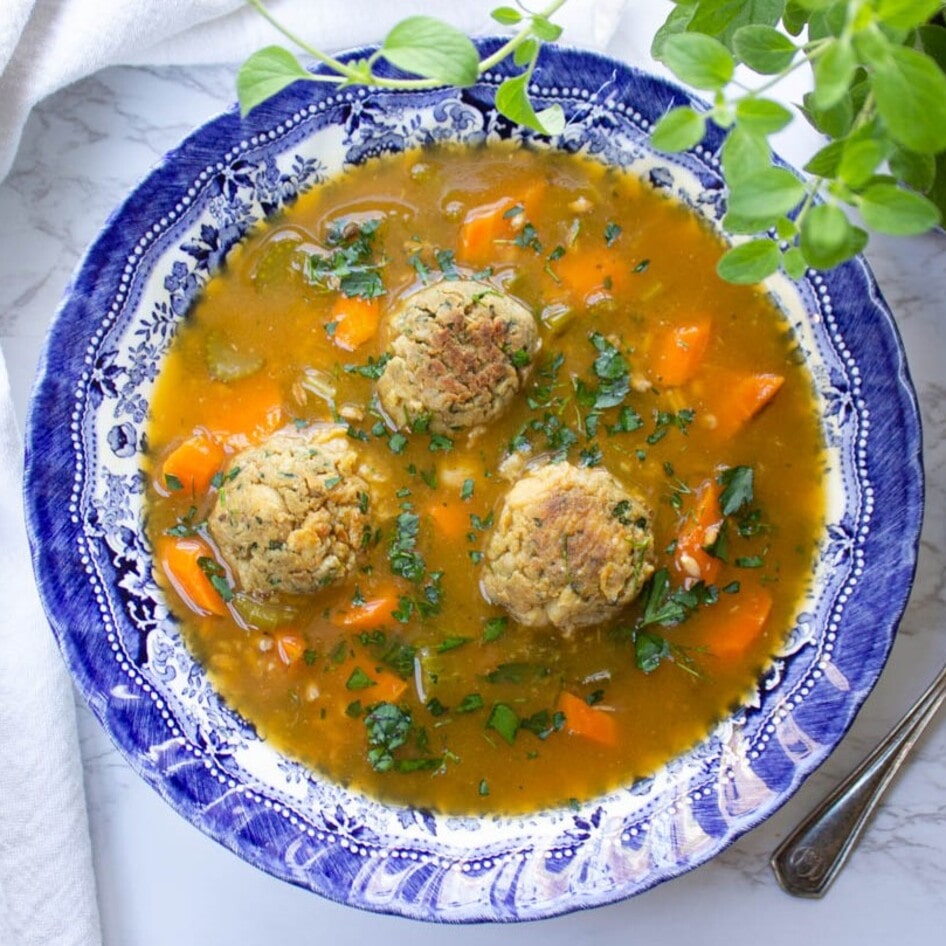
[486,703,520,745]
[196,556,233,602]
[638,567,717,629]
[344,352,391,379]
[604,221,622,246]
[389,508,425,582]
[482,616,508,642]
[364,702,412,772]
[306,217,386,300]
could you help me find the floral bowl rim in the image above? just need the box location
[23,39,924,922]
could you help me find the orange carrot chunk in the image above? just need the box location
[674,479,724,586]
[157,536,230,617]
[713,373,784,438]
[329,294,382,351]
[652,319,712,387]
[426,500,474,542]
[456,197,518,266]
[198,374,284,447]
[160,431,225,496]
[703,585,774,659]
[334,653,410,704]
[331,593,401,631]
[558,690,619,747]
[275,631,307,666]
[553,246,627,305]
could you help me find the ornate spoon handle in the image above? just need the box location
[771,662,946,897]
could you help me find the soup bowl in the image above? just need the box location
[24,40,922,921]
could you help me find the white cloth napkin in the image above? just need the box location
[0,356,102,946]
[0,2,629,944]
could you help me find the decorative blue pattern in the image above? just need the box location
[23,40,923,922]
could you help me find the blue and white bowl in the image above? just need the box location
[24,41,923,921]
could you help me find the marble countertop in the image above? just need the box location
[3,26,946,946]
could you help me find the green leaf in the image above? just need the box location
[875,0,943,30]
[801,89,853,139]
[651,4,696,59]
[635,632,670,674]
[721,126,772,183]
[872,46,946,154]
[727,167,806,220]
[531,15,563,42]
[651,107,707,152]
[782,245,807,279]
[718,465,755,514]
[491,6,522,25]
[717,239,781,283]
[495,73,564,135]
[732,25,797,74]
[660,33,736,91]
[803,139,845,177]
[857,183,942,234]
[799,204,867,269]
[916,25,946,72]
[237,46,312,117]
[838,137,889,189]
[514,37,539,67]
[782,1,812,36]
[889,148,936,194]
[381,16,479,86]
[486,703,520,745]
[735,97,793,135]
[685,0,786,49]
[812,38,856,110]
[928,152,946,221]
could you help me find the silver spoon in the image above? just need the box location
[771,661,946,897]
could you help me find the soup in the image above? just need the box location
[145,142,825,815]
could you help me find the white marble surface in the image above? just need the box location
[3,22,946,946]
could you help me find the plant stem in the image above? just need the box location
[478,0,569,73]
[246,0,358,79]
[247,0,570,91]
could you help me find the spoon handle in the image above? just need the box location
[771,662,946,898]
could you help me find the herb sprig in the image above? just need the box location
[238,0,568,134]
[651,0,946,283]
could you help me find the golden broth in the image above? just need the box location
[145,143,825,814]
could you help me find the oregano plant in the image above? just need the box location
[651,0,946,282]
[238,0,567,134]
[238,0,946,284]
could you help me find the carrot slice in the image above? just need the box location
[552,245,628,306]
[712,373,784,438]
[156,535,230,617]
[275,631,307,666]
[331,593,401,631]
[160,431,225,496]
[457,197,518,266]
[196,373,284,447]
[456,183,547,267]
[426,500,473,542]
[652,320,712,387]
[334,653,410,704]
[329,294,382,351]
[701,584,773,659]
[674,479,724,586]
[558,690,619,747]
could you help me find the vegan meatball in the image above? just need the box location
[482,462,655,632]
[376,280,538,434]
[208,426,371,596]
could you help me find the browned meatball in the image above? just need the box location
[208,426,371,596]
[376,280,538,434]
[482,463,655,632]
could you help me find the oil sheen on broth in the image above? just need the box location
[146,143,825,815]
